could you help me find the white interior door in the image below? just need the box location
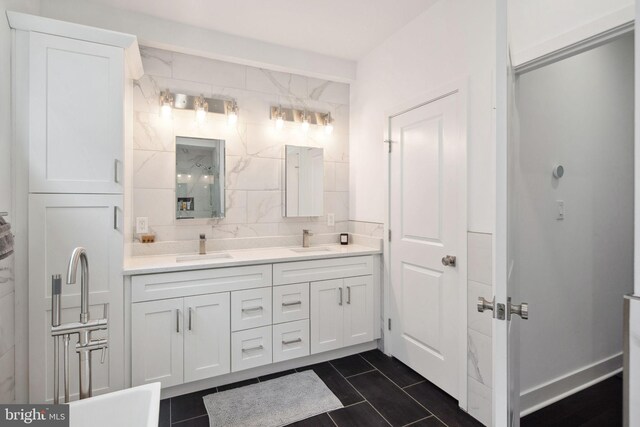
[389,91,464,399]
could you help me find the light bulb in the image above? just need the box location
[195,107,207,123]
[161,103,172,119]
[275,116,284,130]
[301,115,310,133]
[227,110,238,126]
[324,122,334,135]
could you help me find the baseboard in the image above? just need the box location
[160,340,378,399]
[520,353,623,417]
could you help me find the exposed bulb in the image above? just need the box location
[160,90,173,120]
[195,107,207,123]
[161,103,172,119]
[227,110,238,126]
[301,115,310,133]
[275,115,284,130]
[324,122,334,135]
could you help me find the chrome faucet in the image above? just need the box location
[199,234,206,255]
[302,229,313,248]
[51,247,108,402]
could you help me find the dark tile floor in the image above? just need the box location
[158,349,482,427]
[520,375,622,427]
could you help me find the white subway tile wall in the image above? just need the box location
[133,46,350,242]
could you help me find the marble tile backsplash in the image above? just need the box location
[133,47,350,244]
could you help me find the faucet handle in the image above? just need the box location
[303,229,313,235]
[200,234,206,240]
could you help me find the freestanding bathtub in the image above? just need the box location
[68,383,161,427]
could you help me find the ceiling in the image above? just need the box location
[84,0,439,60]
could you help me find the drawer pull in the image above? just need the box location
[242,345,264,353]
[282,301,302,307]
[347,286,351,304]
[338,288,343,306]
[241,306,263,313]
[176,309,181,333]
[282,338,302,345]
[188,307,193,331]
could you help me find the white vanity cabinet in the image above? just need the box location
[132,293,230,388]
[128,254,379,392]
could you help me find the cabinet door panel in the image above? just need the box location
[273,282,309,324]
[29,32,123,193]
[344,276,374,346]
[132,298,183,388]
[273,320,310,362]
[310,279,344,354]
[28,193,124,402]
[231,287,272,332]
[231,326,272,372]
[184,293,230,382]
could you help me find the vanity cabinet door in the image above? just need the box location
[132,298,184,388]
[343,276,374,346]
[184,293,231,382]
[310,279,344,354]
[29,32,124,194]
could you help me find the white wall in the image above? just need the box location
[350,0,496,232]
[515,33,634,409]
[509,0,634,66]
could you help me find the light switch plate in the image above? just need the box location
[556,200,564,220]
[136,217,149,234]
[327,213,335,226]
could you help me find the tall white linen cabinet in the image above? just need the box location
[8,12,143,403]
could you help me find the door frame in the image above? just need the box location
[493,0,636,425]
[383,79,468,409]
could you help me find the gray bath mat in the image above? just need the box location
[203,370,343,427]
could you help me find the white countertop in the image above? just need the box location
[123,244,381,275]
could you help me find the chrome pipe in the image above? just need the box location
[63,335,70,403]
[66,247,89,324]
[51,275,61,404]
[51,318,107,336]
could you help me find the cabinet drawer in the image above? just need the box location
[232,326,272,372]
[231,287,272,332]
[273,256,373,285]
[273,283,309,324]
[273,320,309,363]
[131,264,272,302]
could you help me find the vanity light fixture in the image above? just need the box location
[160,90,173,119]
[301,112,310,133]
[227,100,239,126]
[194,95,208,123]
[270,106,335,136]
[323,112,334,135]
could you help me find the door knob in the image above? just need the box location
[441,255,456,267]
[477,297,494,313]
[508,298,529,320]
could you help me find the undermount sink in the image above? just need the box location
[290,247,334,253]
[176,252,232,262]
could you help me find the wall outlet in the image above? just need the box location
[136,217,149,234]
[327,213,335,226]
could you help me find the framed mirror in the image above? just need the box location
[175,136,225,219]
[285,145,324,217]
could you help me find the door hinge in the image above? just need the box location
[388,318,392,330]
[388,230,392,242]
[384,139,393,153]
